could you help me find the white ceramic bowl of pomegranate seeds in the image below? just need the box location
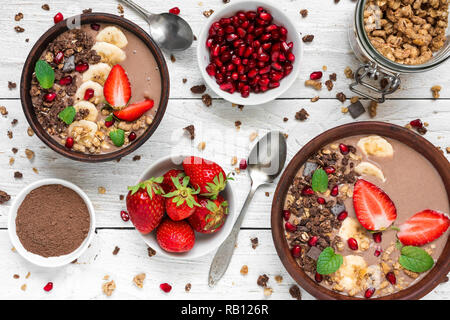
[197,0,303,105]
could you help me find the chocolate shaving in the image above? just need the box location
[184,125,195,140]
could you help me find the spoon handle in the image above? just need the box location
[208,183,259,287]
[119,0,153,19]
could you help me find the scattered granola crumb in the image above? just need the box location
[147,247,156,257]
[289,285,302,300]
[25,149,34,160]
[184,125,195,140]
[21,284,27,291]
[103,275,110,281]
[325,80,333,91]
[191,85,207,94]
[240,265,249,275]
[305,79,322,90]
[182,78,187,84]
[265,192,270,197]
[202,94,212,107]
[14,26,24,33]
[322,65,327,71]
[9,157,15,166]
[341,107,348,113]
[302,34,314,43]
[25,272,30,279]
[198,141,206,151]
[117,4,124,14]
[27,127,34,137]
[235,120,242,129]
[311,96,319,102]
[295,108,309,121]
[112,246,120,255]
[82,8,92,14]
[14,171,23,179]
[368,101,378,118]
[446,147,450,154]
[102,280,116,296]
[350,96,359,104]
[98,187,106,194]
[329,73,337,81]
[11,119,18,125]
[0,191,11,204]
[12,148,18,154]
[133,273,146,288]
[264,287,273,297]
[15,13,24,21]
[11,247,16,252]
[231,156,237,166]
[344,67,354,79]
[13,274,20,279]
[119,195,124,201]
[7,131,13,139]
[203,9,214,17]
[336,92,346,103]
[431,85,441,99]
[170,54,176,63]
[249,132,258,142]
[251,237,259,249]
[41,4,50,11]
[257,274,269,287]
[183,283,191,292]
[0,106,8,115]
[283,117,288,122]
[300,9,308,17]
[275,275,283,283]
[132,155,141,161]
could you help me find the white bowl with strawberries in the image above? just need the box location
[125,155,235,259]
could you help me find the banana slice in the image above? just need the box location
[68,120,98,139]
[74,81,104,105]
[92,42,126,66]
[96,26,128,48]
[357,136,394,158]
[332,255,368,292]
[355,162,386,182]
[82,63,112,85]
[74,101,99,122]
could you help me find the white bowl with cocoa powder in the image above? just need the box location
[8,179,96,268]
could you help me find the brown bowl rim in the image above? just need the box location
[271,121,450,300]
[20,12,170,162]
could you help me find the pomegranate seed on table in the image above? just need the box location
[314,272,323,283]
[364,287,375,299]
[347,238,358,250]
[120,210,130,222]
[337,211,348,221]
[410,119,423,128]
[53,12,64,24]
[160,283,172,293]
[386,272,396,285]
[330,185,339,197]
[283,210,291,221]
[129,132,137,141]
[75,63,89,73]
[44,92,56,102]
[239,159,248,170]
[59,76,73,86]
[308,236,318,246]
[291,245,301,258]
[84,88,95,101]
[43,282,53,292]
[309,71,323,80]
[285,222,297,232]
[65,137,74,149]
[53,51,64,64]
[372,232,382,243]
[169,7,180,15]
[90,23,100,31]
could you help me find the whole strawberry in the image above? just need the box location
[164,176,201,221]
[126,177,165,234]
[188,195,229,234]
[182,156,231,199]
[156,219,195,253]
[161,169,185,193]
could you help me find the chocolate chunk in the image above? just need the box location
[8,81,17,90]
[132,155,141,161]
[0,191,11,204]
[251,237,259,249]
[295,108,309,121]
[202,94,212,107]
[303,161,318,177]
[331,203,346,215]
[325,80,333,91]
[119,195,124,201]
[147,247,156,257]
[184,125,195,140]
[302,35,314,43]
[112,246,120,255]
[185,283,192,292]
[289,285,302,300]
[62,56,75,73]
[42,4,50,11]
[12,148,18,154]
[300,9,308,17]
[190,85,206,94]
[306,246,322,261]
[14,26,24,33]
[257,274,269,287]
[329,73,337,81]
[348,101,366,119]
[336,92,346,103]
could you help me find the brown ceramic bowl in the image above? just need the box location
[20,13,170,162]
[271,121,450,300]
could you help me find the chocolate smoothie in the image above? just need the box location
[283,135,449,298]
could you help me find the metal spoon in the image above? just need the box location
[208,131,287,287]
[120,0,194,51]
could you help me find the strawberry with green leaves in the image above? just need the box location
[157,219,195,253]
[188,195,229,234]
[126,177,165,234]
[164,176,201,221]
[182,156,232,199]
[161,169,185,193]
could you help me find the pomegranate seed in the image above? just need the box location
[84,88,95,101]
[337,211,348,221]
[364,288,375,299]
[315,272,323,283]
[283,210,291,221]
[59,76,73,86]
[374,249,382,257]
[347,238,358,250]
[65,137,74,149]
[120,210,130,222]
[206,63,216,76]
[239,159,248,170]
[386,272,396,285]
[169,7,180,15]
[330,185,339,197]
[44,92,56,102]
[287,52,295,62]
[410,119,423,128]
[91,23,100,31]
[317,197,326,205]
[75,63,89,73]
[324,166,336,174]
[160,283,172,293]
[53,12,64,24]
[54,51,64,64]
[285,222,297,232]
[309,71,323,80]
[339,143,349,155]
[291,245,301,258]
[129,132,137,141]
[43,282,53,292]
[259,12,272,21]
[373,232,382,243]
[308,236,318,246]
[302,187,314,196]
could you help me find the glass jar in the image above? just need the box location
[348,0,450,102]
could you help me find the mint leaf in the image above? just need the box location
[311,168,328,193]
[316,247,343,275]
[109,129,125,147]
[35,60,55,89]
[399,246,434,273]
[58,106,76,125]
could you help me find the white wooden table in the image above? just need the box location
[0,0,448,300]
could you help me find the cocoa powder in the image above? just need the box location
[16,184,90,257]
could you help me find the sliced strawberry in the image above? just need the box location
[397,210,450,246]
[113,99,154,122]
[353,179,397,231]
[103,65,131,108]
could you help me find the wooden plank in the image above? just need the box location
[1,229,448,299]
[1,98,449,229]
[0,0,448,99]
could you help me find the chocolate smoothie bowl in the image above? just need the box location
[271,122,450,300]
[20,13,169,162]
